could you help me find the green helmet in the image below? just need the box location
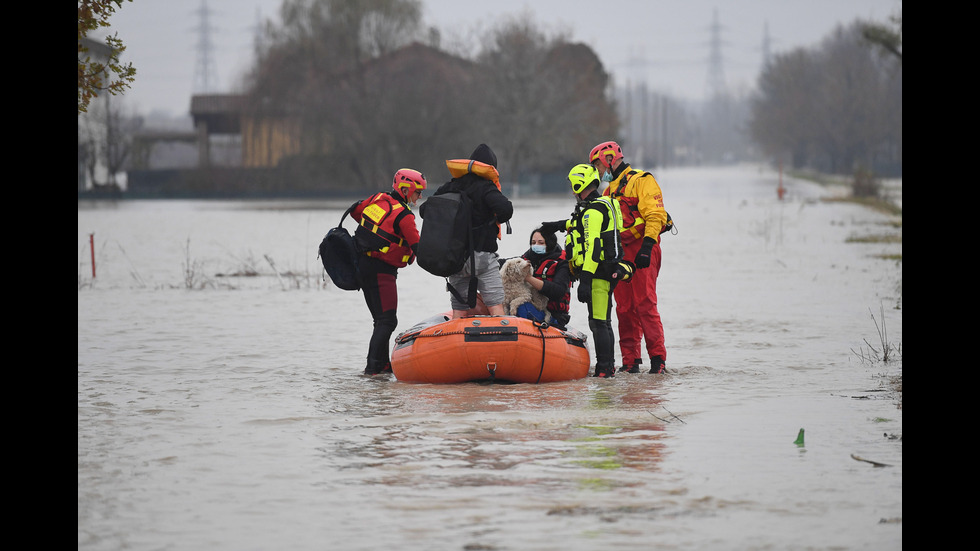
[567,163,599,195]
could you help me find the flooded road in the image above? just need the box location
[79,164,902,550]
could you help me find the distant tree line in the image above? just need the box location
[242,0,618,190]
[79,0,903,195]
[749,16,902,177]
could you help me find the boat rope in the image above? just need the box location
[532,320,547,384]
[397,328,575,342]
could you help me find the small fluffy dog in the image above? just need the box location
[500,257,550,321]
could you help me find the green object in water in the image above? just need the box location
[794,428,805,447]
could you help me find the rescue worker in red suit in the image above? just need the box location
[591,141,670,374]
[351,168,426,376]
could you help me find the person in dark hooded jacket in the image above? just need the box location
[432,143,514,318]
[502,228,571,330]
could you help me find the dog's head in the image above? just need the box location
[501,257,531,280]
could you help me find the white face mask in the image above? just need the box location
[601,171,613,183]
[406,190,420,207]
[530,244,547,255]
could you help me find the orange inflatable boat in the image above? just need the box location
[391,314,591,384]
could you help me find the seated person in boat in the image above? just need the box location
[500,228,571,330]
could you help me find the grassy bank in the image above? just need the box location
[787,168,903,217]
[789,168,902,408]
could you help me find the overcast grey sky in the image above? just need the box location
[99,0,901,118]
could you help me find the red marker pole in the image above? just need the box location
[90,233,96,278]
[777,161,786,200]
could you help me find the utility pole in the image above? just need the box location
[193,0,218,94]
[706,8,727,99]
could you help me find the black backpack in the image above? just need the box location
[317,202,361,291]
[417,191,478,308]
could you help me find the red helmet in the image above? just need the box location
[392,168,427,201]
[589,141,624,170]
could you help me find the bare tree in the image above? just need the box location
[750,21,901,176]
[79,95,143,189]
[750,48,821,168]
[862,12,902,62]
[476,15,618,177]
[242,2,618,189]
[245,0,430,188]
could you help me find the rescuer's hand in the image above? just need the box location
[577,273,592,303]
[635,237,656,269]
[540,220,568,233]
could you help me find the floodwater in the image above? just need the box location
[78,164,902,550]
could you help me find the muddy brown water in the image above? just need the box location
[78,164,902,550]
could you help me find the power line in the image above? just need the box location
[193,0,219,94]
[706,8,727,98]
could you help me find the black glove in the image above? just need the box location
[577,273,592,303]
[540,220,568,233]
[408,243,418,265]
[611,260,635,282]
[634,237,656,269]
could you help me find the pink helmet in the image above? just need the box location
[589,141,624,170]
[392,168,427,201]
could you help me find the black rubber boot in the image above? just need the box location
[364,359,389,376]
[648,356,666,374]
[593,362,615,378]
[589,318,616,378]
[618,359,641,373]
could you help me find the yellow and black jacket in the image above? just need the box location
[565,193,624,280]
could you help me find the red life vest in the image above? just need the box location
[530,257,570,317]
[354,192,415,267]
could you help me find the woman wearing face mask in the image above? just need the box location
[510,227,572,330]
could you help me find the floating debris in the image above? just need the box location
[851,454,891,467]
